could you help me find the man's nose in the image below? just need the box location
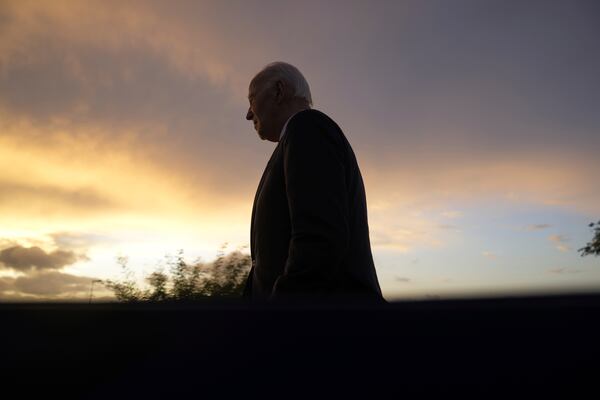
[246,108,253,121]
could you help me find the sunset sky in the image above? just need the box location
[0,0,599,301]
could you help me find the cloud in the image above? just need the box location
[12,270,96,296]
[0,245,84,271]
[438,224,460,231]
[0,180,117,215]
[0,0,269,213]
[0,241,102,299]
[370,225,442,253]
[548,235,570,252]
[482,251,497,259]
[0,1,251,95]
[525,224,552,231]
[0,238,18,249]
[368,205,450,252]
[441,211,463,219]
[0,276,14,291]
[547,268,582,275]
[395,276,411,283]
[49,232,115,250]
[0,120,239,225]
[364,153,600,218]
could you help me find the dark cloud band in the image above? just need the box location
[0,245,81,271]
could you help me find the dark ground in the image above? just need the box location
[2,293,599,398]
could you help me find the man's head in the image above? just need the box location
[246,62,312,142]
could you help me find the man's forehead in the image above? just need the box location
[248,80,259,98]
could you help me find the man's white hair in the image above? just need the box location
[254,61,313,106]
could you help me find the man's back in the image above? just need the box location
[244,109,383,303]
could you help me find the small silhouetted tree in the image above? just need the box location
[579,220,600,257]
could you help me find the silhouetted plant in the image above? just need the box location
[579,220,600,257]
[145,270,169,301]
[102,245,251,302]
[102,256,145,302]
[201,244,252,296]
[169,249,203,300]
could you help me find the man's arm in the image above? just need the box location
[270,114,350,299]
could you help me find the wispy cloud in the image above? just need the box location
[548,235,570,252]
[395,276,411,283]
[0,181,117,215]
[438,224,460,231]
[0,1,249,98]
[482,251,498,259]
[547,267,582,275]
[49,232,115,251]
[524,224,552,231]
[370,224,442,252]
[441,211,463,219]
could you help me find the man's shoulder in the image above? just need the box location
[281,109,350,167]
[284,109,342,143]
[288,108,335,128]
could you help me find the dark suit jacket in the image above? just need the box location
[243,109,384,303]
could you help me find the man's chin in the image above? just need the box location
[257,129,276,142]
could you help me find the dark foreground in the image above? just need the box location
[2,293,600,398]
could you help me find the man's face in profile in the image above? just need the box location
[246,78,276,141]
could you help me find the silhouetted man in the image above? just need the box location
[243,62,384,303]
